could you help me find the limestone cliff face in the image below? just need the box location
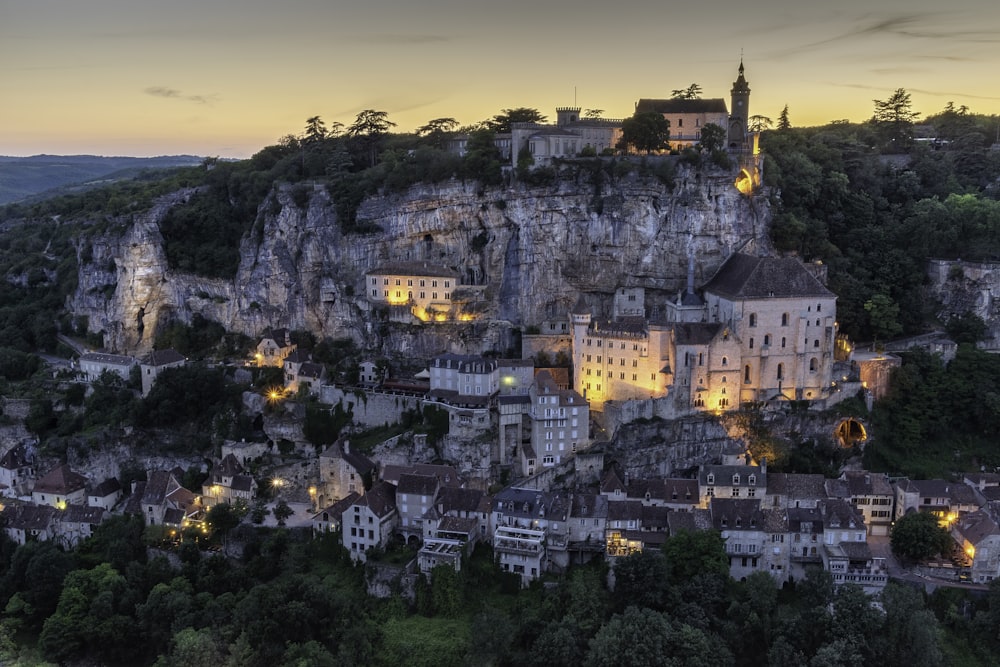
[926,259,1000,349]
[69,166,769,358]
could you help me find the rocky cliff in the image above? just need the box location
[68,165,770,360]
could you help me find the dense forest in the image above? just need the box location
[2,516,999,667]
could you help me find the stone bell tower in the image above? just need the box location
[728,59,750,151]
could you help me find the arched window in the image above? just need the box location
[809,357,818,372]
[781,313,789,326]
[763,334,771,346]
[749,337,754,349]
[777,363,784,380]
[781,337,786,348]
[749,313,757,327]
[722,356,728,366]
[814,339,820,348]
[744,365,751,384]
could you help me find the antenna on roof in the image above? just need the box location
[574,86,577,107]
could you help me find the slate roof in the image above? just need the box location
[230,476,255,492]
[635,98,729,114]
[437,516,478,535]
[382,463,462,488]
[368,262,459,278]
[397,473,439,497]
[600,469,626,495]
[140,349,185,366]
[820,498,865,530]
[569,493,608,519]
[315,491,361,524]
[628,478,699,504]
[674,322,723,346]
[607,500,643,522]
[589,317,647,337]
[2,502,58,532]
[493,487,570,521]
[34,464,88,495]
[710,498,766,530]
[60,505,107,524]
[321,440,376,476]
[283,349,311,364]
[356,481,397,518]
[436,487,487,515]
[766,472,826,500]
[702,253,835,300]
[88,478,122,498]
[842,471,893,497]
[700,464,766,488]
[0,444,34,470]
[79,352,136,366]
[666,509,714,534]
[298,362,324,379]
[954,507,1000,547]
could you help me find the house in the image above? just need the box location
[254,329,296,367]
[78,352,137,381]
[32,464,88,508]
[567,492,608,558]
[201,454,257,508]
[491,487,571,581]
[0,444,36,497]
[827,471,894,536]
[1,501,58,545]
[710,498,773,580]
[765,472,828,510]
[894,479,980,523]
[139,349,186,397]
[317,439,375,509]
[128,470,200,527]
[633,97,729,149]
[817,499,886,593]
[343,481,397,562]
[396,473,440,542]
[605,500,644,557]
[312,491,360,535]
[425,354,497,437]
[698,462,767,506]
[55,505,109,547]
[627,478,700,511]
[87,478,122,511]
[366,262,460,322]
[529,370,589,468]
[418,515,480,577]
[433,486,491,538]
[952,502,1000,584]
[358,360,385,386]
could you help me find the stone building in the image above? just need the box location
[366,262,460,322]
[571,252,838,414]
[139,348,185,397]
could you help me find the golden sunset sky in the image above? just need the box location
[2,0,999,158]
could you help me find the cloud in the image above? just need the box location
[828,82,1000,101]
[764,14,1000,59]
[144,87,218,105]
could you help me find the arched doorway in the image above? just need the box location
[834,418,867,448]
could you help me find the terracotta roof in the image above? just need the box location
[34,464,87,495]
[702,253,835,300]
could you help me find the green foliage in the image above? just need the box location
[136,364,241,445]
[620,112,671,154]
[891,511,953,563]
[302,402,350,447]
[699,123,727,152]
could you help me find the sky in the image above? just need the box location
[2,0,1000,158]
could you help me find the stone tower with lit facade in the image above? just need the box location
[728,60,750,151]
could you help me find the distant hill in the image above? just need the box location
[0,154,205,205]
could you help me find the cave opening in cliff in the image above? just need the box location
[834,418,867,448]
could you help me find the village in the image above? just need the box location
[2,61,997,606]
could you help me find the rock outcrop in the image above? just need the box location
[68,165,770,361]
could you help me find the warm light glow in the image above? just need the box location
[308,486,316,496]
[735,169,754,195]
[457,313,477,322]
[386,293,409,306]
[966,544,975,558]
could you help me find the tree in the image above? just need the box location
[748,115,773,132]
[486,108,547,134]
[347,109,396,167]
[584,109,604,119]
[206,503,241,547]
[272,500,294,527]
[620,112,670,154]
[890,511,952,563]
[864,293,903,344]
[671,83,703,100]
[777,104,791,130]
[303,116,328,145]
[699,123,727,152]
[872,88,919,150]
[662,529,729,583]
[416,117,459,149]
[586,606,672,667]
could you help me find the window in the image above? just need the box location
[749,313,757,327]
[707,473,715,484]
[395,279,400,286]
[749,337,754,349]
[817,303,822,312]
[744,365,751,384]
[733,474,740,484]
[763,334,771,346]
[698,353,704,366]
[722,356,728,366]
[781,337,786,348]
[809,357,818,372]
[781,313,789,326]
[814,339,820,348]
[776,363,784,380]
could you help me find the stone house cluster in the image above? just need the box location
[0,445,260,547]
[77,348,186,397]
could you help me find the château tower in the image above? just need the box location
[556,107,581,126]
[728,59,750,151]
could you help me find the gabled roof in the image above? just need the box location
[216,454,244,477]
[0,444,34,470]
[283,349,312,364]
[298,362,325,379]
[601,469,626,495]
[60,504,107,524]
[436,487,486,515]
[673,322,723,346]
[140,349,185,366]
[382,463,461,488]
[320,440,376,476]
[88,478,122,498]
[635,98,729,114]
[569,493,608,519]
[702,253,835,300]
[356,481,397,518]
[34,464,88,495]
[397,473,439,497]
[315,491,361,524]
[3,502,58,532]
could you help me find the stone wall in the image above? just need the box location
[320,386,420,429]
